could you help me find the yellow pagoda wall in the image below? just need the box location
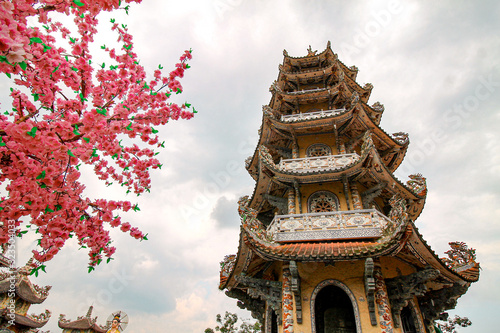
[296,133,338,157]
[271,258,421,333]
[299,183,349,213]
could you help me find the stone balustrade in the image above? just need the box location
[278,153,359,173]
[267,209,391,242]
[281,108,345,122]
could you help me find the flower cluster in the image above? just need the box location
[0,0,195,269]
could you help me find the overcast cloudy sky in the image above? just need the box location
[2,0,499,332]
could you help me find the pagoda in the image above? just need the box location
[58,306,107,333]
[218,42,480,333]
[0,258,51,333]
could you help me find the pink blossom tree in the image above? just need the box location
[0,0,195,272]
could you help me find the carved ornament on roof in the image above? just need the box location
[441,242,478,271]
[371,101,385,113]
[385,193,408,235]
[27,309,51,323]
[307,45,317,56]
[350,65,359,72]
[391,132,409,145]
[363,83,374,91]
[220,254,236,279]
[59,313,70,323]
[238,195,269,241]
[361,131,375,155]
[407,173,427,197]
[244,156,252,169]
[262,105,277,120]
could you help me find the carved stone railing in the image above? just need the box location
[278,153,359,173]
[267,209,391,242]
[281,108,345,122]
[288,87,327,95]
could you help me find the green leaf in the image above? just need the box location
[30,37,43,44]
[5,73,11,78]
[67,149,76,157]
[44,205,54,213]
[124,44,132,50]
[176,88,182,94]
[27,127,37,138]
[186,64,191,69]
[88,266,95,273]
[40,265,47,273]
[157,164,163,169]
[25,201,32,206]
[185,103,191,108]
[76,163,81,170]
[73,0,85,7]
[96,108,107,116]
[69,37,76,44]
[52,65,60,73]
[36,170,46,180]
[38,182,47,188]
[111,153,118,159]
[3,111,8,115]
[125,122,132,131]
[165,92,171,98]
[73,125,80,135]
[110,18,116,23]
[33,93,39,101]
[160,141,165,148]
[43,44,51,52]
[101,44,106,49]
[18,61,27,71]
[133,204,140,212]
[83,137,90,143]
[91,148,98,157]
[121,24,127,29]
[0,137,6,147]
[193,107,198,114]
[71,67,78,72]
[143,233,148,241]
[151,127,158,134]
[55,204,62,211]
[158,64,163,69]
[107,257,114,263]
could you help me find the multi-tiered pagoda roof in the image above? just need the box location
[219,42,479,333]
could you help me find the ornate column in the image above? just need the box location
[288,188,296,215]
[374,263,395,333]
[282,267,294,333]
[350,183,363,210]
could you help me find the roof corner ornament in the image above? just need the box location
[307,45,317,56]
[407,173,427,197]
[283,49,289,57]
[327,40,331,49]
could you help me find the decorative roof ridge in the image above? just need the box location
[58,311,108,333]
[365,131,426,200]
[356,103,410,149]
[283,41,332,59]
[27,309,51,325]
[409,224,480,283]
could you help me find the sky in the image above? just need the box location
[1,0,499,332]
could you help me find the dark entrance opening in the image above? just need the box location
[270,310,278,333]
[315,285,356,333]
[401,305,417,333]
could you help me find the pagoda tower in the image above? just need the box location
[0,258,51,333]
[58,306,107,333]
[219,43,480,333]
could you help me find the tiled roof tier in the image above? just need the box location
[251,133,425,221]
[0,274,50,304]
[0,309,50,328]
[277,63,371,104]
[58,306,108,333]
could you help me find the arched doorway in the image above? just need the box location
[311,280,361,333]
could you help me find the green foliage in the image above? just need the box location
[205,312,261,333]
